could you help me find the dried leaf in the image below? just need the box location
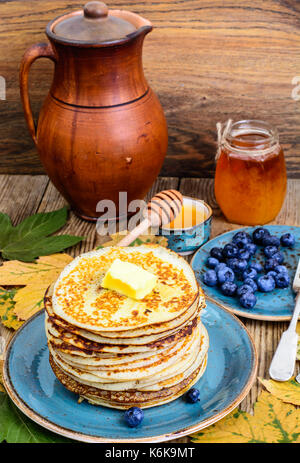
[13,285,48,321]
[0,254,73,321]
[0,254,73,286]
[259,377,300,406]
[0,288,23,330]
[190,391,300,443]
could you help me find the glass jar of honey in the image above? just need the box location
[214,120,287,225]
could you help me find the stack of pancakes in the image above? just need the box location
[45,245,209,409]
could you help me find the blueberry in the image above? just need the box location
[264,258,278,272]
[267,270,277,279]
[274,273,290,289]
[235,259,248,274]
[226,257,247,275]
[215,262,227,273]
[264,245,278,258]
[239,291,257,309]
[274,265,288,275]
[237,284,254,298]
[244,277,258,292]
[210,247,223,261]
[232,231,252,243]
[272,252,284,265]
[280,233,295,248]
[186,388,200,403]
[257,275,275,292]
[226,257,239,270]
[217,266,235,284]
[262,235,280,248]
[124,407,144,427]
[249,262,263,273]
[222,243,239,259]
[220,281,237,297]
[238,249,250,261]
[203,270,218,287]
[232,231,252,249]
[252,227,270,244]
[207,257,219,269]
[244,243,257,256]
[242,267,257,280]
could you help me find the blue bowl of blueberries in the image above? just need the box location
[191,225,299,320]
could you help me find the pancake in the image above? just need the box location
[45,285,204,340]
[49,325,200,383]
[49,325,208,392]
[83,357,208,409]
[46,314,198,354]
[52,246,199,332]
[49,354,208,409]
[46,244,209,409]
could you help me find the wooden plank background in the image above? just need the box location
[0,0,299,177]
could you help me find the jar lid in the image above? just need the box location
[53,2,137,43]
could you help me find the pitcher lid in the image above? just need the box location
[52,2,137,43]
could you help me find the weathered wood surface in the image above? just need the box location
[0,0,299,177]
[0,174,299,443]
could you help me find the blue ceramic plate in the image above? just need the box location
[3,304,257,443]
[192,225,300,321]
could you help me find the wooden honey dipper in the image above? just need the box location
[117,190,183,247]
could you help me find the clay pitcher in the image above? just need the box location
[20,2,168,221]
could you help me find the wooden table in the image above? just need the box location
[0,174,299,443]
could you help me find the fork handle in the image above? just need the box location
[269,292,300,381]
[269,330,298,381]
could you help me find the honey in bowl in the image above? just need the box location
[215,120,287,225]
[160,197,212,255]
[159,197,212,255]
[167,203,208,229]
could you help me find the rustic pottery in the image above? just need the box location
[20,2,168,221]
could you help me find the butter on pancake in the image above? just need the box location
[102,259,157,300]
[52,246,198,332]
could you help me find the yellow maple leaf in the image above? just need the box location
[0,253,73,286]
[259,377,300,406]
[0,254,73,322]
[190,391,300,443]
[13,285,48,321]
[0,288,23,330]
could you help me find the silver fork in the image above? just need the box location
[269,259,300,381]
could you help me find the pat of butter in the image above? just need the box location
[102,259,157,300]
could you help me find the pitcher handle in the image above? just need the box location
[19,43,57,145]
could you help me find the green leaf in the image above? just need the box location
[0,208,84,262]
[8,207,68,244]
[0,392,72,443]
[0,213,13,248]
[2,235,84,262]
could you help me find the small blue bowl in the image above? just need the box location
[158,197,212,255]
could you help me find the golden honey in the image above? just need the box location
[167,203,207,229]
[215,120,287,225]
